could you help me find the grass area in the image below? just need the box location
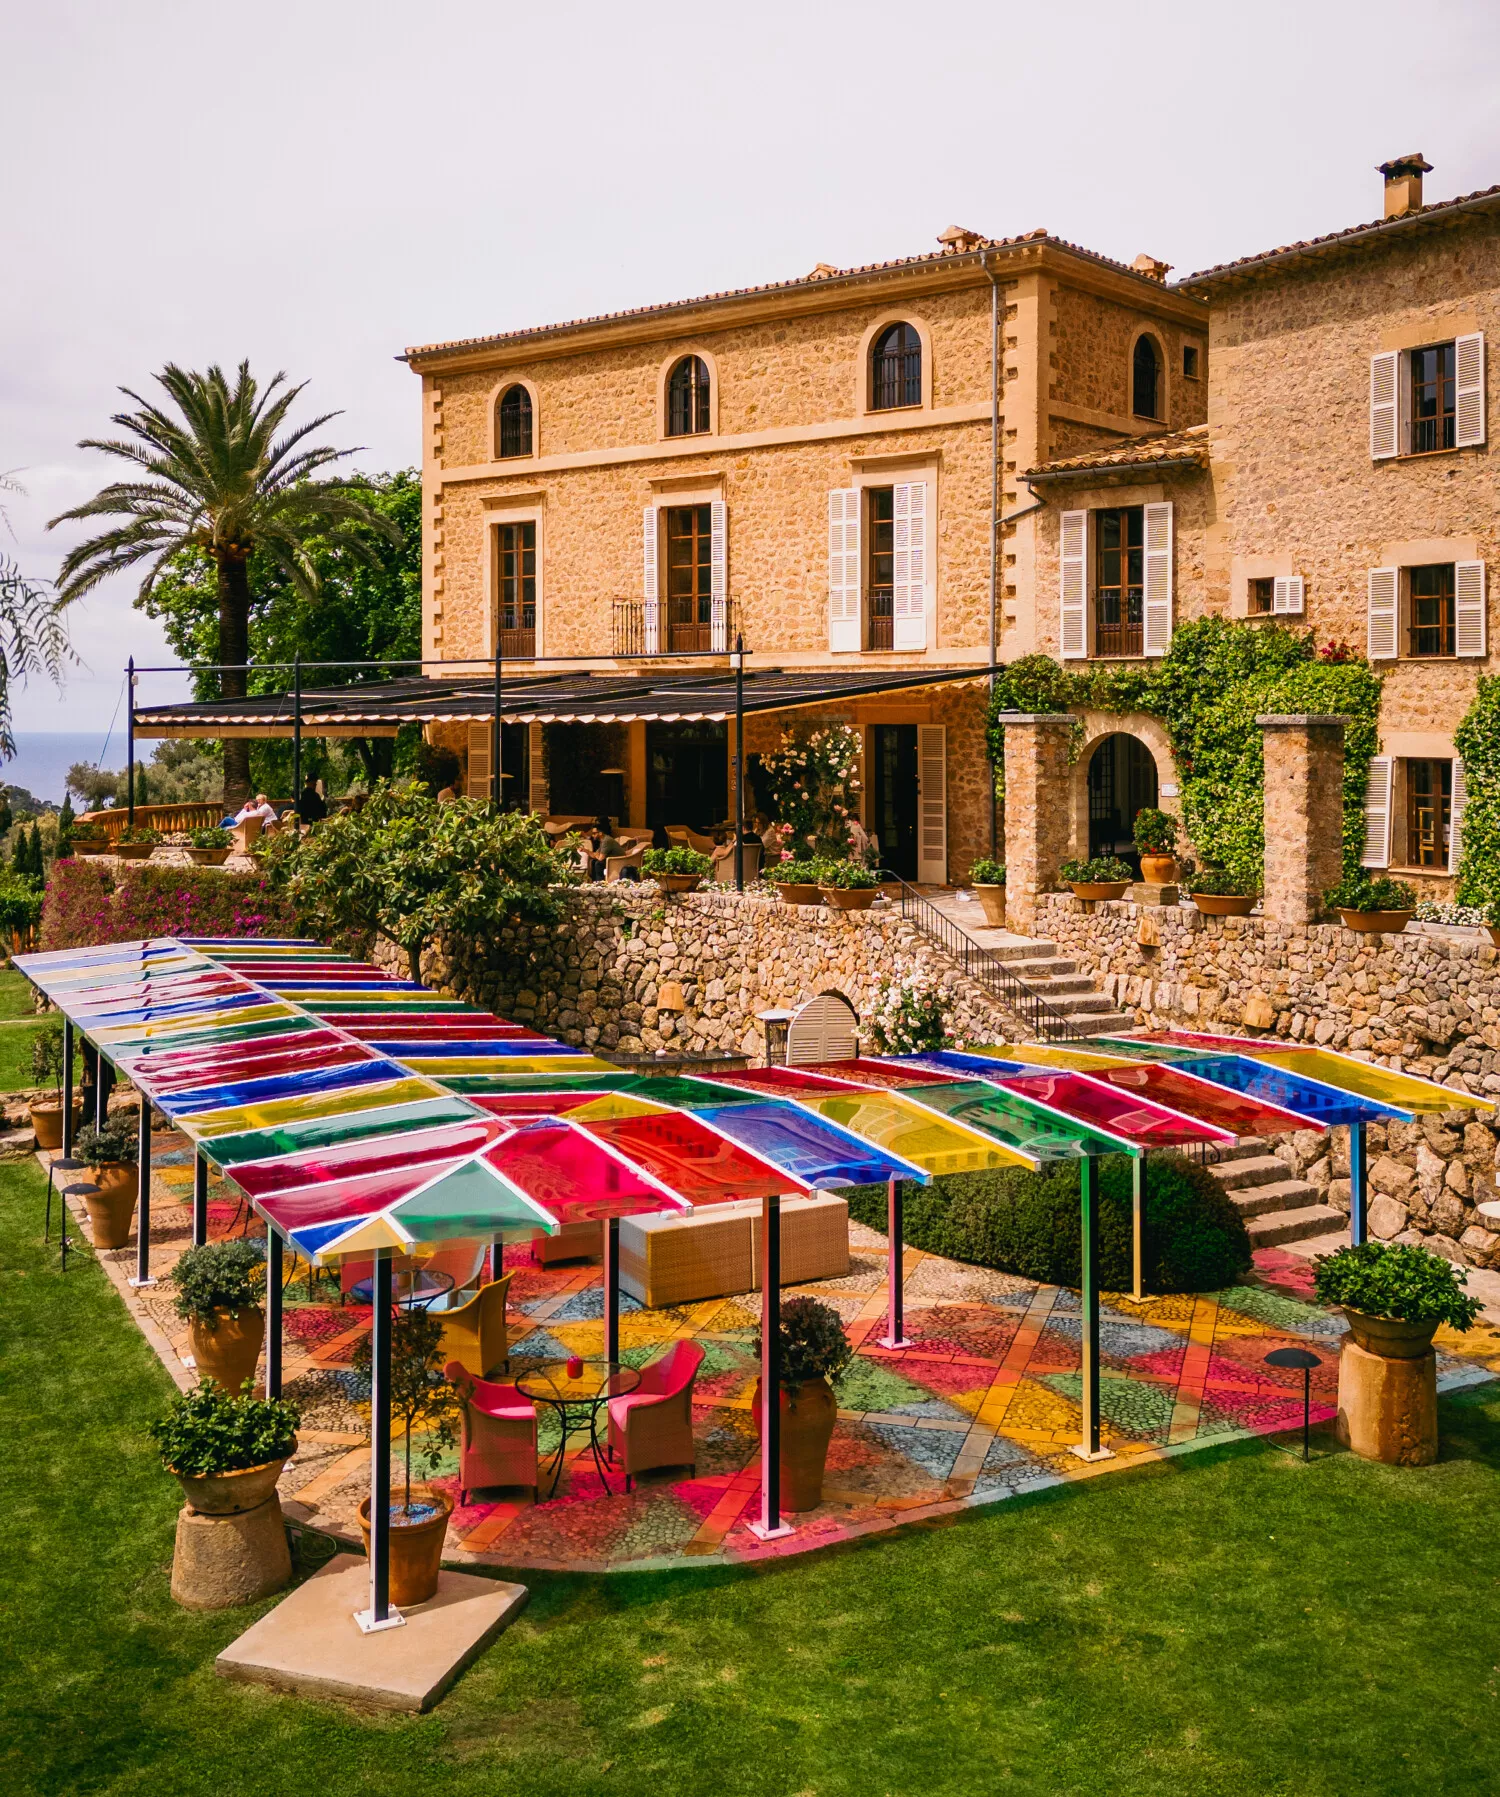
[0,967,81,1094]
[3,1159,1499,1797]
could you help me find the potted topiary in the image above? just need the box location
[75,1118,140,1249]
[28,1022,79,1151]
[1132,807,1179,885]
[354,1309,460,1606]
[1188,868,1258,917]
[149,1378,301,1517]
[170,1237,267,1394]
[1483,898,1500,951]
[817,858,881,912]
[968,858,1007,926]
[1324,872,1417,935]
[752,1296,853,1510]
[772,855,824,906]
[642,845,712,893]
[186,825,233,866]
[113,825,161,861]
[1313,1240,1480,1359]
[1059,856,1134,903]
[71,822,109,857]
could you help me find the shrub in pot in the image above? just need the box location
[752,1296,853,1510]
[27,1022,78,1150]
[1188,867,1257,917]
[1059,855,1133,901]
[772,854,824,904]
[1132,807,1179,884]
[642,845,711,892]
[171,1237,267,1394]
[113,825,161,861]
[816,857,881,911]
[353,1309,460,1606]
[149,1378,301,1515]
[968,857,1007,925]
[75,1118,140,1249]
[186,825,233,867]
[1313,1240,1480,1358]
[71,823,109,857]
[1324,872,1417,934]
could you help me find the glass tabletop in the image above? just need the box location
[515,1359,642,1403]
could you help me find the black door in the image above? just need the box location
[646,721,728,831]
[1087,733,1157,867]
[871,724,919,881]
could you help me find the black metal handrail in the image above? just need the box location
[873,870,1094,1042]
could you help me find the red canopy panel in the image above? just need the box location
[481,1122,684,1223]
[229,1118,503,1199]
[702,1066,881,1096]
[142,1040,376,1095]
[470,1091,617,1117]
[796,1058,966,1089]
[583,1109,812,1203]
[1082,1061,1324,1137]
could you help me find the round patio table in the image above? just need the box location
[347,1267,455,1311]
[515,1359,641,1497]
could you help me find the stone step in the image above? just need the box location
[1045,991,1122,1016]
[1226,1178,1321,1219]
[982,938,1060,963]
[1209,1136,1272,1163]
[1246,1203,1348,1247]
[1005,959,1081,982]
[1208,1153,1296,1191]
[1020,974,1096,997]
[1058,1012,1135,1037]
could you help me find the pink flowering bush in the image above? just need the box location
[866,970,950,1055]
[759,723,862,864]
[40,860,296,951]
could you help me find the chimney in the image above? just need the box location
[1378,153,1432,219]
[937,224,985,254]
[1131,253,1172,283]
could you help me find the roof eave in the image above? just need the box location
[1024,453,1210,483]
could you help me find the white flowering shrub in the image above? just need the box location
[866,969,950,1055]
[759,724,863,863]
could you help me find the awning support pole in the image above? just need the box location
[126,656,135,830]
[292,654,302,816]
[1349,1121,1367,1247]
[1131,1153,1145,1302]
[604,1217,620,1365]
[491,648,503,811]
[356,1251,404,1632]
[1071,1154,1113,1463]
[265,1229,283,1399]
[750,1192,794,1541]
[192,1150,208,1247]
[878,1176,912,1349]
[128,1090,156,1289]
[733,634,745,892]
[61,1018,75,1159]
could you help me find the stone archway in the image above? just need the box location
[1069,711,1180,863]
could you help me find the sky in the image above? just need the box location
[4,0,1500,743]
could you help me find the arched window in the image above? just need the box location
[870,322,922,410]
[667,356,711,437]
[1132,336,1161,419]
[496,384,533,458]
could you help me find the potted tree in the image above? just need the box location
[817,858,881,912]
[186,825,234,867]
[752,1297,853,1510]
[1188,868,1258,917]
[75,1118,140,1249]
[1059,856,1133,902]
[1324,872,1417,934]
[354,1309,460,1606]
[1132,808,1179,885]
[772,853,824,906]
[968,858,1007,926]
[1313,1240,1480,1360]
[170,1237,267,1394]
[642,845,712,893]
[149,1378,301,1517]
[28,1022,78,1151]
[71,821,109,857]
[112,825,161,861]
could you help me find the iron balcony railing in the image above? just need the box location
[612,597,739,658]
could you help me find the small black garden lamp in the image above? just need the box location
[1264,1345,1322,1461]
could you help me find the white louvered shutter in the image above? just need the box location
[1367,568,1399,660]
[1449,758,1467,873]
[466,723,491,800]
[1143,502,1173,655]
[917,724,947,883]
[642,506,660,653]
[1272,575,1305,615]
[709,499,728,651]
[1059,509,1087,660]
[1370,351,1401,459]
[1456,560,1487,657]
[892,481,928,650]
[828,489,860,652]
[1455,333,1486,448]
[1361,756,1392,868]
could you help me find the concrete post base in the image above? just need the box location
[1335,1340,1438,1466]
[172,1495,292,1611]
[1128,882,1179,907]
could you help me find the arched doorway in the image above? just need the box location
[1086,732,1158,868]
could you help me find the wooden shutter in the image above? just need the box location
[1370,351,1401,459]
[1455,332,1486,448]
[1455,560,1487,658]
[1143,502,1173,655]
[785,993,859,1065]
[1360,755,1392,868]
[709,499,728,651]
[1059,509,1087,660]
[1272,575,1304,615]
[1367,567,1399,660]
[1450,758,1467,873]
[466,723,490,801]
[917,724,947,883]
[642,506,660,653]
[892,480,928,650]
[828,489,860,652]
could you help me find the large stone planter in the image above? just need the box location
[753,1375,838,1510]
[819,888,878,912]
[1337,909,1414,935]
[1192,892,1256,917]
[359,1485,454,1607]
[654,873,702,894]
[186,848,232,867]
[1340,1307,1440,1359]
[29,1097,80,1152]
[169,1452,292,1517]
[774,881,822,906]
[190,1305,265,1395]
[113,843,154,861]
[82,1162,138,1249]
[171,1495,291,1610]
[1336,1339,1438,1466]
[972,884,1007,926]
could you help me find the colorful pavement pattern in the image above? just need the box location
[63,1127,1500,1574]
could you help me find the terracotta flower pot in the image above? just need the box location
[1337,909,1414,935]
[1488,927,1500,950]
[1138,853,1178,885]
[29,1097,81,1152]
[358,1484,454,1607]
[972,883,1007,926]
[186,848,232,866]
[1192,892,1256,917]
[654,873,702,893]
[752,1375,838,1511]
[774,881,822,905]
[113,843,154,861]
[1341,1308,1441,1360]
[1069,881,1130,903]
[82,1162,138,1250]
[819,887,878,911]
[189,1305,265,1395]
[169,1452,293,1516]
[72,841,108,857]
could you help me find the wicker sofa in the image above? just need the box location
[617,1194,849,1309]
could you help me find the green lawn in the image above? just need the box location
[3,1158,1498,1797]
[0,967,81,1093]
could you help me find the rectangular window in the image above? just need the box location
[665,504,713,652]
[496,521,536,656]
[1408,563,1455,657]
[1248,577,1274,615]
[1406,759,1452,867]
[866,486,894,650]
[1409,343,1457,454]
[1182,345,1200,379]
[1095,506,1144,657]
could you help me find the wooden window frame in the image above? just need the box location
[666,357,711,438]
[496,384,533,460]
[1408,343,1457,456]
[495,520,536,657]
[1248,576,1275,616]
[1407,562,1456,659]
[1131,335,1162,420]
[1404,757,1452,868]
[1094,505,1145,658]
[869,323,922,412]
[664,503,714,650]
[865,485,895,649]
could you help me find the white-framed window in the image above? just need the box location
[1370,333,1485,458]
[829,479,928,652]
[1367,561,1486,661]
[1364,755,1466,872]
[1058,502,1173,660]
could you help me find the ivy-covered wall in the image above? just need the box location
[1455,675,1500,912]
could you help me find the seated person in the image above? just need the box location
[650,822,672,852]
[588,816,625,880]
[297,779,328,823]
[222,793,280,830]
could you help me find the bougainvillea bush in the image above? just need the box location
[39,860,295,951]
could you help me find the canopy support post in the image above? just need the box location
[356,1252,404,1633]
[292,653,302,819]
[733,634,745,892]
[192,1150,208,1247]
[1349,1121,1367,1247]
[1070,1154,1113,1463]
[604,1217,620,1366]
[491,648,503,811]
[126,656,135,830]
[1131,1153,1144,1303]
[878,1176,912,1349]
[127,1090,156,1289]
[61,1018,75,1159]
[265,1229,283,1399]
[750,1192,794,1541]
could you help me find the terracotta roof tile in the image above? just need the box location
[1026,425,1209,480]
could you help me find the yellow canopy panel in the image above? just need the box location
[800,1090,1032,1176]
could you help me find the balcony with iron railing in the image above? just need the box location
[612,597,739,657]
[867,586,894,651]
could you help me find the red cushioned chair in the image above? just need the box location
[445,1360,539,1503]
[606,1339,704,1488]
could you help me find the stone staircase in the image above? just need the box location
[1206,1137,1348,1248]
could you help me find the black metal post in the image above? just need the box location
[880,1176,912,1349]
[1131,1152,1144,1302]
[734,634,745,891]
[192,1149,208,1247]
[605,1216,620,1365]
[367,1253,394,1626]
[130,1090,154,1289]
[126,657,136,829]
[753,1192,793,1539]
[292,654,302,819]
[61,1018,74,1159]
[491,648,503,810]
[265,1229,282,1399]
[1349,1121,1367,1247]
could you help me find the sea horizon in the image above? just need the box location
[2,730,125,808]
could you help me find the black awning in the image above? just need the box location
[132,663,992,738]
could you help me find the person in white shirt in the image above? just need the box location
[234,794,279,826]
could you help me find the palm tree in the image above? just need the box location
[49,362,397,804]
[0,472,69,758]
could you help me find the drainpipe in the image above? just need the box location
[986,258,1001,858]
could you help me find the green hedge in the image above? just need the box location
[846,1152,1253,1294]
[1455,674,1500,907]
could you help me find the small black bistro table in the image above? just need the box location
[515,1358,642,1497]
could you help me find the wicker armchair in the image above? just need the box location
[606,1339,704,1487]
[445,1361,538,1502]
[437,1272,515,1378]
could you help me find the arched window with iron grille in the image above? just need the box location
[496,384,533,458]
[1131,336,1161,420]
[870,322,922,410]
[666,356,711,436]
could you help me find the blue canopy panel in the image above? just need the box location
[249,980,428,992]
[1169,1055,1413,1127]
[154,1057,406,1118]
[691,1101,931,1189]
[363,1039,574,1057]
[881,1050,1041,1079]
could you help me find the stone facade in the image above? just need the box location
[1258,716,1347,926]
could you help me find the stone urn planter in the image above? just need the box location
[1341,1308,1440,1359]
[1192,892,1256,917]
[654,873,702,894]
[82,1163,138,1250]
[29,1097,80,1151]
[1069,881,1130,903]
[1337,909,1414,935]
[819,887,878,912]
[774,880,823,906]
[1336,1309,1440,1467]
[169,1451,293,1518]
[186,848,232,867]
[1486,926,1500,951]
[358,1485,454,1607]
[1138,854,1178,886]
[753,1376,838,1511]
[190,1306,266,1394]
[113,842,154,862]
[972,884,1007,926]
[72,840,109,857]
